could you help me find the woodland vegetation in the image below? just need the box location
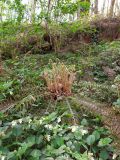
[0,0,120,159]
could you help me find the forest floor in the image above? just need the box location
[0,40,120,159]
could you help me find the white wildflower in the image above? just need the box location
[113,153,118,159]
[28,119,32,123]
[45,135,51,142]
[70,126,78,132]
[57,117,61,123]
[45,124,53,130]
[11,120,17,127]
[1,156,6,160]
[18,119,22,124]
[0,131,5,137]
[44,124,48,128]
[42,117,45,121]
[88,152,94,160]
[39,119,43,125]
[111,85,117,89]
[81,129,88,135]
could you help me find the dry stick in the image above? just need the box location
[0,94,36,113]
[65,98,77,125]
[0,101,18,113]
[45,100,52,114]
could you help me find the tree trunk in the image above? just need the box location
[94,0,98,14]
[109,0,116,17]
[77,6,80,19]
[31,0,36,23]
[47,0,52,20]
[115,0,120,16]
[0,4,3,22]
[0,14,2,22]
[89,0,94,15]
[101,0,106,15]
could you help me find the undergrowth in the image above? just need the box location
[0,40,120,159]
[0,108,118,160]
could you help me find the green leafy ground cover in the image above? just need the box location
[0,110,115,160]
[0,41,120,159]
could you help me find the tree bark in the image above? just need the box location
[101,0,106,15]
[47,0,52,20]
[0,3,3,22]
[109,0,116,17]
[94,0,98,14]
[115,0,120,16]
[31,0,37,23]
[77,6,80,19]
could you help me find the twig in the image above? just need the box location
[65,98,77,125]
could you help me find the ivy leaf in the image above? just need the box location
[74,131,82,140]
[0,146,9,154]
[36,135,43,144]
[45,112,57,123]
[17,143,28,157]
[98,138,112,147]
[72,151,89,160]
[54,145,66,156]
[100,150,109,160]
[92,131,100,140]
[2,81,13,90]
[7,151,16,159]
[86,135,95,145]
[45,158,54,160]
[12,125,22,136]
[52,136,64,148]
[30,149,41,158]
[26,135,36,147]
[81,119,88,126]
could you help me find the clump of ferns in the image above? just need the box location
[43,61,77,124]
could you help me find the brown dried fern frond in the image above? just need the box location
[43,62,76,99]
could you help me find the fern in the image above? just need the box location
[43,61,76,99]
